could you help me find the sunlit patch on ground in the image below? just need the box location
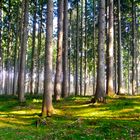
[0,95,140,139]
[10,109,41,116]
[32,99,42,103]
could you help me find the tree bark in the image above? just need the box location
[54,0,64,100]
[42,0,54,117]
[80,0,84,96]
[106,0,115,96]
[5,0,11,95]
[62,0,68,98]
[92,0,96,95]
[128,43,130,95]
[36,0,43,94]
[30,0,37,95]
[131,0,136,95]
[117,0,124,94]
[84,0,87,96]
[94,0,106,102]
[18,0,29,102]
[0,0,3,94]
[114,3,118,94]
[68,9,72,95]
[75,1,79,96]
[135,9,138,94]
[13,7,20,95]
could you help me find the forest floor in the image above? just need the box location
[0,95,140,140]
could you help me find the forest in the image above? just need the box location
[0,0,140,139]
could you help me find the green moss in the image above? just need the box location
[0,95,140,139]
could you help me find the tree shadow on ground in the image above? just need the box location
[0,95,140,140]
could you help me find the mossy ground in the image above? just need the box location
[0,95,140,140]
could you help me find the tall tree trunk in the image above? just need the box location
[68,9,72,95]
[0,0,3,94]
[80,0,83,96]
[42,0,54,117]
[84,0,87,96]
[5,0,11,95]
[128,43,130,94]
[36,0,43,94]
[54,0,64,100]
[117,0,124,94]
[131,0,136,95]
[106,0,115,96]
[30,0,37,95]
[62,0,68,98]
[72,15,76,95]
[13,9,20,95]
[114,3,117,94]
[92,0,96,95]
[136,7,140,94]
[18,0,29,102]
[94,0,106,102]
[75,1,79,96]
[105,0,109,94]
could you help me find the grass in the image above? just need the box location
[0,95,140,140]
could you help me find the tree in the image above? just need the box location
[84,0,87,96]
[94,0,106,102]
[54,0,64,100]
[30,0,37,95]
[62,0,68,98]
[42,0,54,116]
[80,0,83,96]
[13,5,20,95]
[0,0,139,99]
[75,1,79,96]
[114,2,118,94]
[106,0,115,96]
[92,0,96,95]
[0,0,2,94]
[68,9,72,95]
[131,0,136,95]
[36,0,43,94]
[117,0,124,94]
[5,0,11,95]
[135,4,139,94]
[18,0,29,102]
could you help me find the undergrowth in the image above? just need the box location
[0,95,140,140]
